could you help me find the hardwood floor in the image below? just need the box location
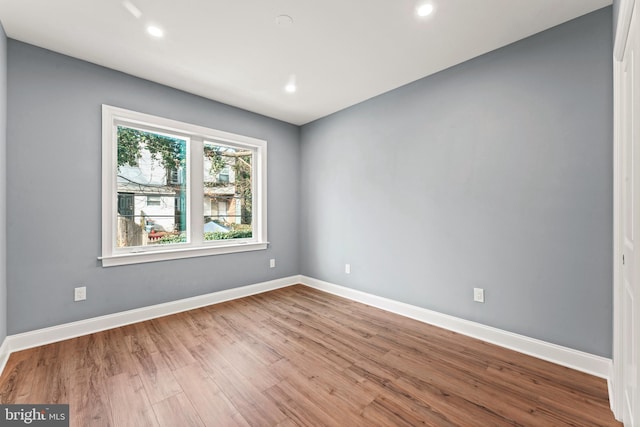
[0,285,621,426]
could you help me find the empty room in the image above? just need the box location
[0,0,636,426]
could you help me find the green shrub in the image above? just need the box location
[204,230,253,240]
[154,233,187,244]
[152,229,252,244]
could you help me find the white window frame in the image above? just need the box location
[100,105,268,267]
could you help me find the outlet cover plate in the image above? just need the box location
[74,286,86,301]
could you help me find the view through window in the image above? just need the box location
[116,126,188,247]
[203,142,253,242]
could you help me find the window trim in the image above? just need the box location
[100,105,268,267]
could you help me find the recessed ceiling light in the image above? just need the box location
[285,75,297,93]
[147,25,164,38]
[417,3,434,17]
[122,0,142,19]
[285,83,297,93]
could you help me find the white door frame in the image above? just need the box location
[614,0,638,423]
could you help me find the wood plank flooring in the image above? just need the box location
[0,285,621,426]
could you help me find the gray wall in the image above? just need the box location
[300,8,613,356]
[0,23,7,344]
[6,41,300,334]
[613,0,620,37]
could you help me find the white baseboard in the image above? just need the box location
[0,338,10,376]
[5,275,299,354]
[300,275,612,379]
[0,274,612,384]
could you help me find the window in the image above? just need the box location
[217,165,230,184]
[101,105,267,266]
[146,195,162,206]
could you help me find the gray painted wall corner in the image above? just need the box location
[300,8,613,357]
[613,0,620,37]
[6,41,300,334]
[0,21,7,345]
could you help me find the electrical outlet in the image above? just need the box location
[345,264,351,274]
[74,286,86,302]
[270,258,276,268]
[473,287,484,303]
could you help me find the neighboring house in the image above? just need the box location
[203,162,242,225]
[117,144,241,241]
[117,147,182,234]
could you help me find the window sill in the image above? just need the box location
[99,242,269,267]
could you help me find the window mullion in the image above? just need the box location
[190,137,204,246]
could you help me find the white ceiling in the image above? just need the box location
[0,0,611,125]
